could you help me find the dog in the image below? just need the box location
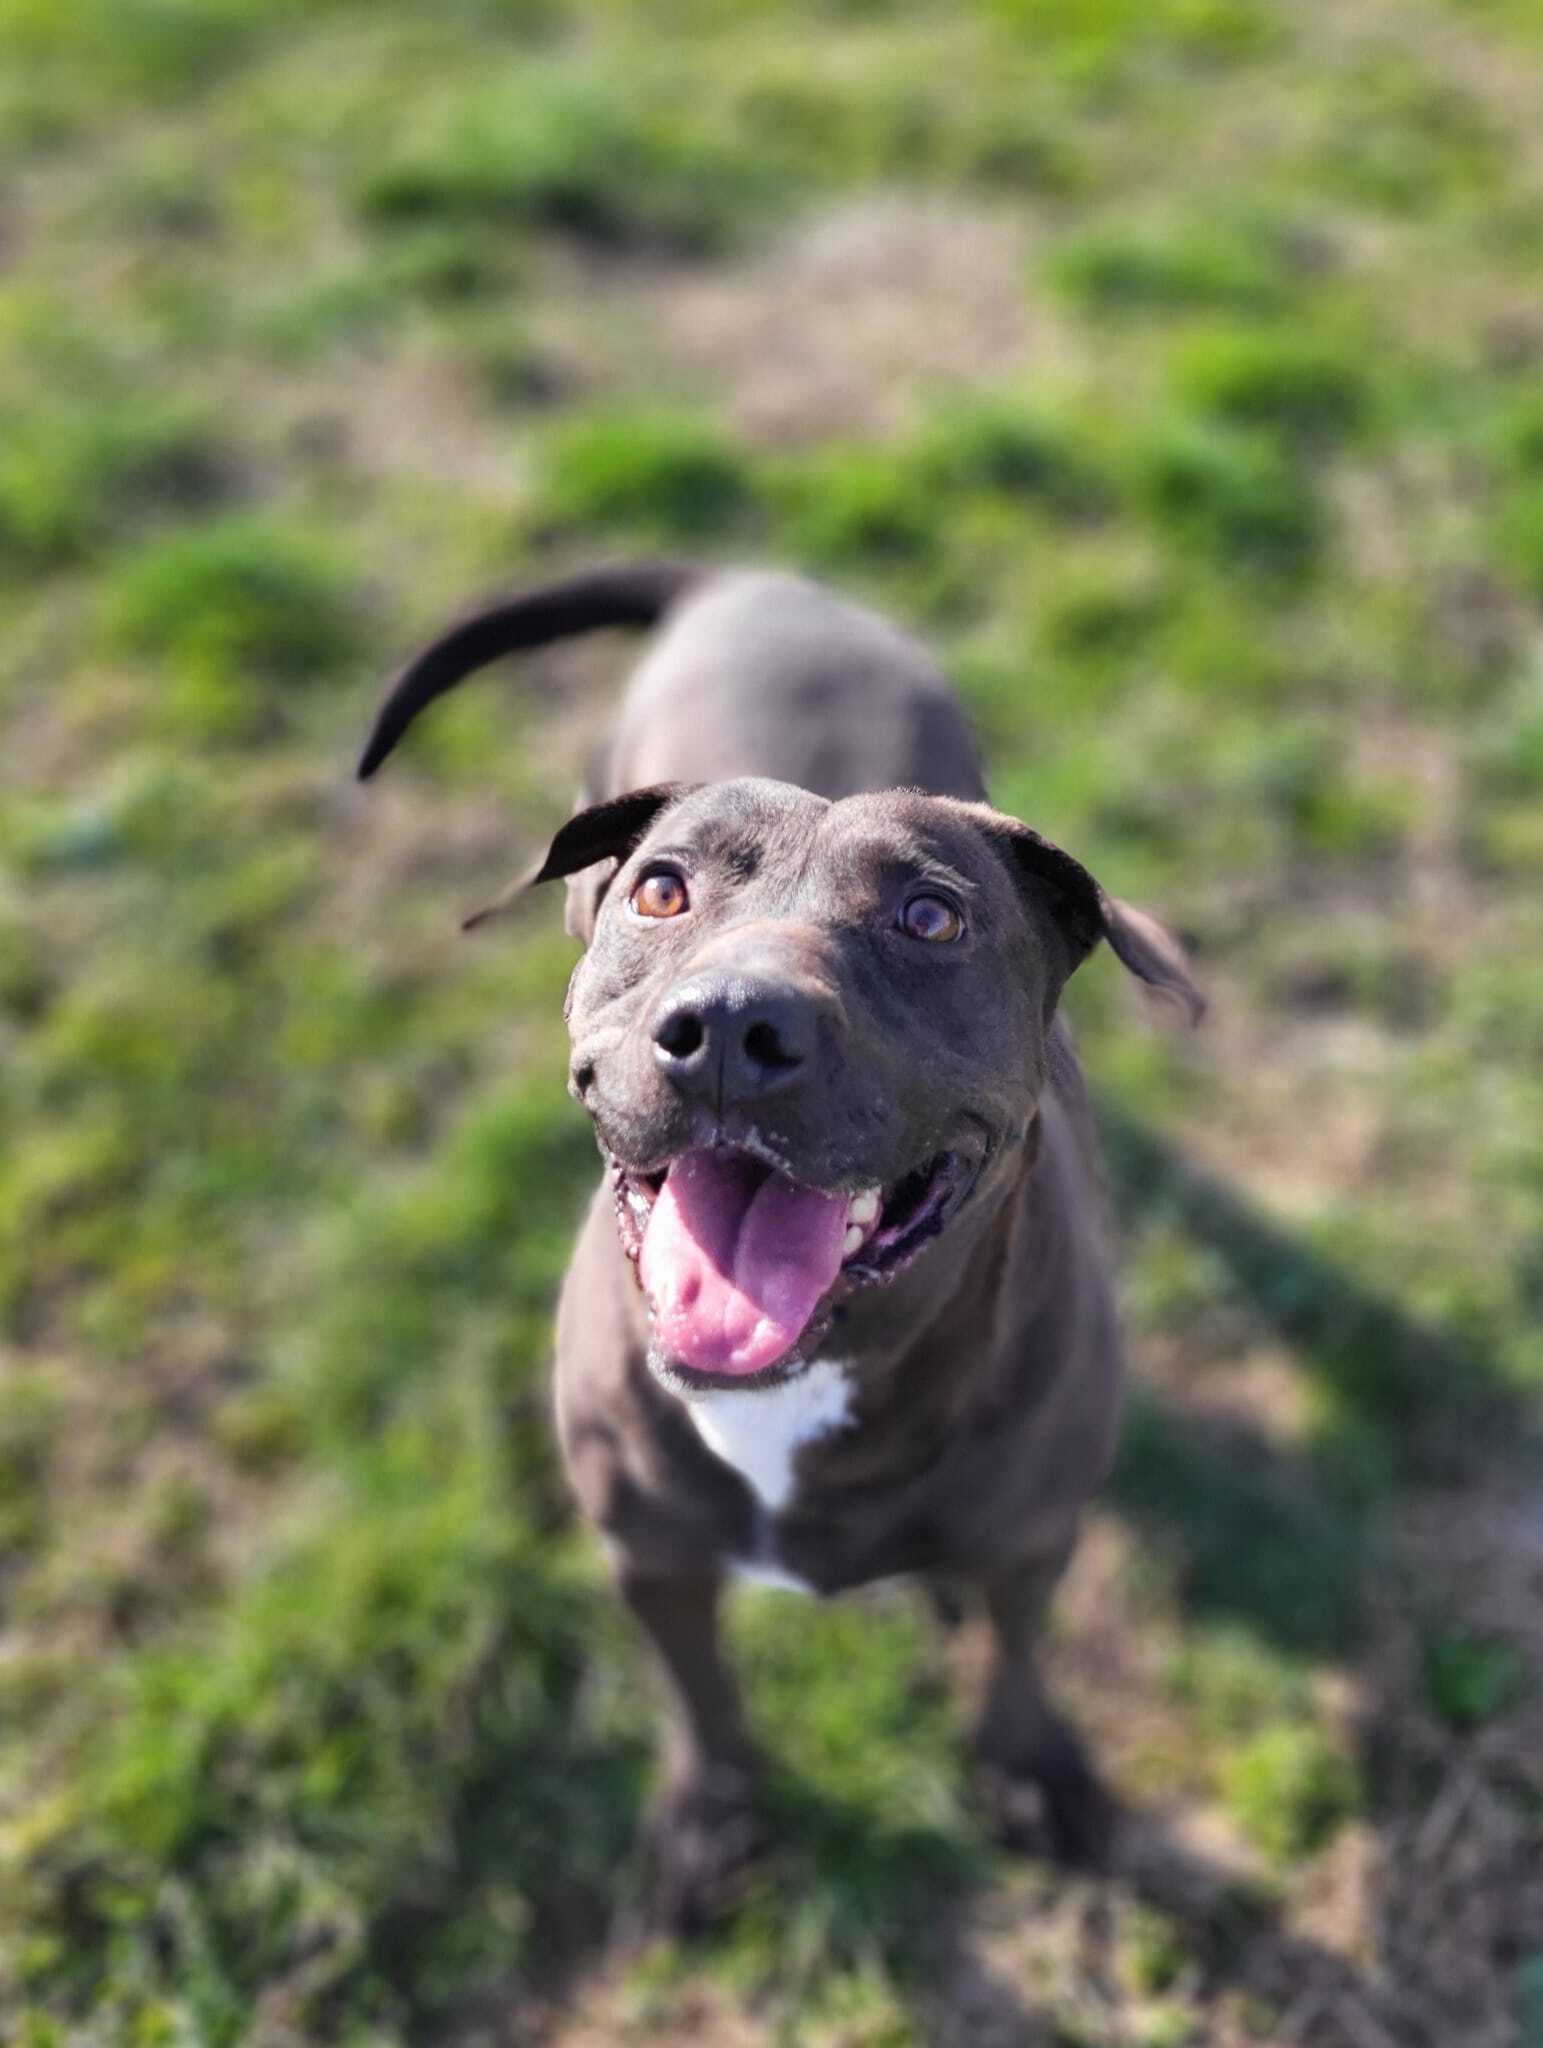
[358,560,1202,1928]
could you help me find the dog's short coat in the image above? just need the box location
[359,561,1201,1927]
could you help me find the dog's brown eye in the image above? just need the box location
[631,869,689,920]
[900,893,963,943]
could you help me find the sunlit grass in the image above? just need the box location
[2,0,1541,2039]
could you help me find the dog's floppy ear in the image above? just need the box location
[1098,892,1205,1024]
[979,813,1204,1025]
[984,819,1104,1010]
[462,783,697,936]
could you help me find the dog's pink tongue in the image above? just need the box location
[639,1150,847,1376]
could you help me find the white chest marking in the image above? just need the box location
[687,1358,855,1514]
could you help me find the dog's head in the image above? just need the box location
[515,776,1200,1394]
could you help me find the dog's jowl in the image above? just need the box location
[359,561,1202,1928]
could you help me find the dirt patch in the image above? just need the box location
[633,196,1055,447]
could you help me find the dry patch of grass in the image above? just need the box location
[628,197,1050,447]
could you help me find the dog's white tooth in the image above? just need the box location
[848,1189,880,1226]
[842,1222,864,1256]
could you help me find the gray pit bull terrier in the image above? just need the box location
[357,560,1202,1928]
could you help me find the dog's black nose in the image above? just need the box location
[652,977,813,1104]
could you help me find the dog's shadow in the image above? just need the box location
[1097,1101,1511,1464]
[448,1106,1530,2042]
[593,1758,1412,2047]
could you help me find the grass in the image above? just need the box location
[1421,1629,1528,1729]
[1046,215,1300,321]
[1218,1724,1362,1864]
[909,396,1116,518]
[356,68,766,254]
[541,408,759,542]
[0,399,235,572]
[101,516,363,743]
[1134,422,1322,580]
[1167,328,1370,448]
[2,0,1541,2042]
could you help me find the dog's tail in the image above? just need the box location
[355,559,705,780]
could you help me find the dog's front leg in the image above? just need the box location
[618,1566,769,1932]
[972,1549,1114,1868]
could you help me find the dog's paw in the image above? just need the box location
[973,1724,1117,1870]
[640,1765,773,1937]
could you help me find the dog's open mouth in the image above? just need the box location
[608,1143,967,1380]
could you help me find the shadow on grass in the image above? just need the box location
[606,1764,1428,2048]
[378,1101,1533,2041]
[1097,1101,1514,1447]
[642,1770,1029,2045]
[1095,1100,1534,1664]
[1112,1810,1404,2043]
[373,1702,652,2042]
[1113,1388,1366,1657]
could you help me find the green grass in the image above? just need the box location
[100,516,365,740]
[1135,420,1321,578]
[1167,328,1370,447]
[1422,1629,1528,1729]
[1305,52,1502,215]
[1217,1723,1363,1864]
[1046,215,1300,320]
[3,0,1542,2041]
[357,68,765,254]
[102,517,358,673]
[772,445,943,575]
[0,399,235,572]
[909,396,1116,518]
[541,408,759,542]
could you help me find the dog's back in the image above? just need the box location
[358,561,987,804]
[601,570,988,802]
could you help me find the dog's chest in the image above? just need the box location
[685,1359,855,1590]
